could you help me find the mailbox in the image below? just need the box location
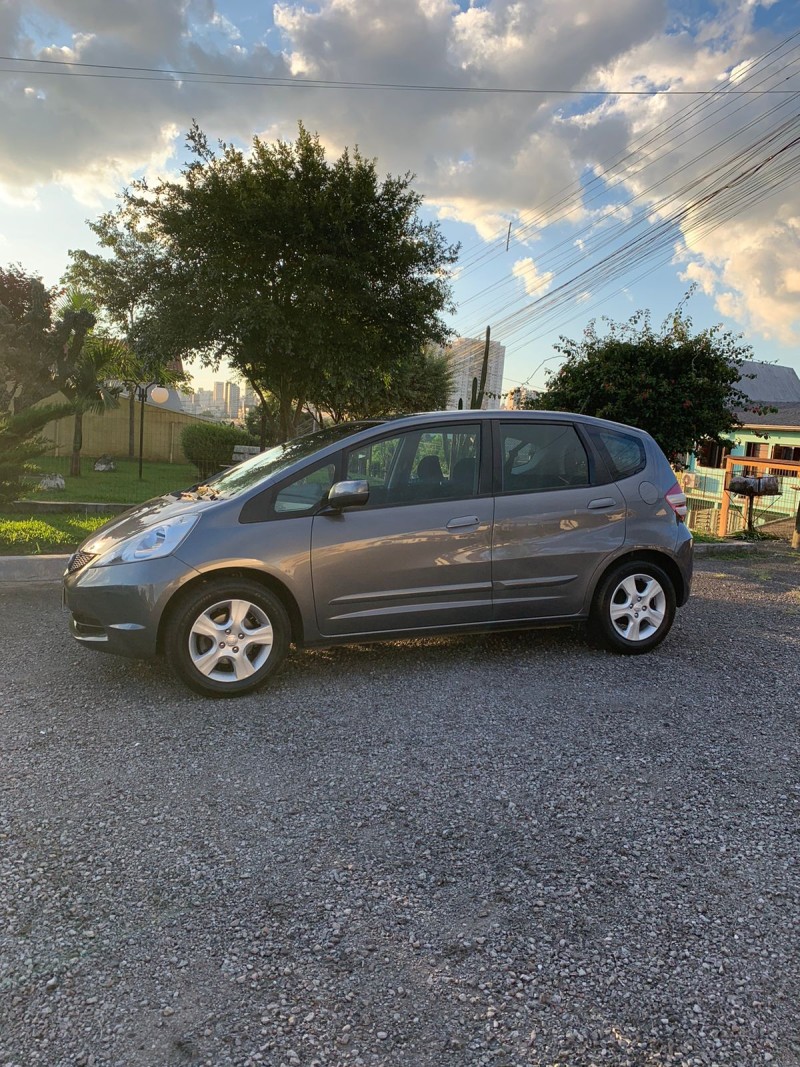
[729,474,780,496]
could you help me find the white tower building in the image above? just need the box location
[444,336,506,410]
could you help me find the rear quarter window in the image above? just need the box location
[589,427,647,480]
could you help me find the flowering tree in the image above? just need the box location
[537,297,766,460]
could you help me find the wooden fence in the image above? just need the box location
[40,400,215,464]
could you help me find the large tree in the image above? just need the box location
[0,266,103,492]
[63,208,159,336]
[0,264,95,415]
[310,344,454,423]
[117,123,458,440]
[536,298,765,460]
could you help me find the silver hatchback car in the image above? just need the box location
[64,411,692,696]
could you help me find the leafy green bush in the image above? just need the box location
[181,422,255,480]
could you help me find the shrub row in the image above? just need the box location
[181,423,256,480]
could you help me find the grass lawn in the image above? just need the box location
[21,456,197,505]
[0,512,110,555]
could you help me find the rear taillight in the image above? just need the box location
[665,482,687,522]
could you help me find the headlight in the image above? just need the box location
[93,514,199,567]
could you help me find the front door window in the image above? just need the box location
[345,424,481,505]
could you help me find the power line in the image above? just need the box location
[453,113,800,381]
[448,32,800,359]
[459,87,800,331]
[454,29,800,276]
[0,53,798,95]
[488,126,800,368]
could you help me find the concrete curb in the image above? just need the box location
[12,500,132,516]
[0,554,70,583]
[693,541,759,556]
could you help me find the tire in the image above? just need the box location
[588,561,676,655]
[164,578,290,696]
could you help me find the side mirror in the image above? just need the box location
[325,479,370,510]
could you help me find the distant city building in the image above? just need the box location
[183,387,214,417]
[503,386,539,410]
[184,381,249,420]
[444,336,506,410]
[225,381,241,420]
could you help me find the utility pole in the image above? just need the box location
[470,326,491,410]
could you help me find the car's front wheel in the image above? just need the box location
[164,578,290,696]
[588,561,676,654]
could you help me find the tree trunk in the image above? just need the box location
[278,389,297,444]
[70,410,83,477]
[249,378,275,450]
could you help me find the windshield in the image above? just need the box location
[195,422,381,498]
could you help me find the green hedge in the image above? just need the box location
[181,423,255,480]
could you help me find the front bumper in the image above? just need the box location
[63,553,199,660]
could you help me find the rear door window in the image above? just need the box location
[500,422,590,493]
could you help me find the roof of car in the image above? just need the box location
[378,409,648,434]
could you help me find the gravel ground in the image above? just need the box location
[1,547,798,1067]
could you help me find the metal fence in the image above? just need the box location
[684,458,800,538]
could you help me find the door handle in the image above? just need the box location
[446,515,480,529]
[587,497,618,509]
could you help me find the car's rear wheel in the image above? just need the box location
[164,578,290,696]
[588,561,675,654]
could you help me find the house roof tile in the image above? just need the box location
[739,402,800,428]
[738,361,800,404]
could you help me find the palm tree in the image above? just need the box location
[54,288,123,477]
[110,341,185,458]
[60,336,123,476]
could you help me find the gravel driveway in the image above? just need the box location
[2,548,798,1067]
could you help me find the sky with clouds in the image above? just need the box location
[1,0,799,395]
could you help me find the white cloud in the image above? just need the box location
[512,256,554,298]
[0,0,795,353]
[209,12,241,41]
[54,122,181,206]
[679,212,800,345]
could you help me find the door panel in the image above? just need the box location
[492,487,626,620]
[492,420,625,620]
[311,500,494,637]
